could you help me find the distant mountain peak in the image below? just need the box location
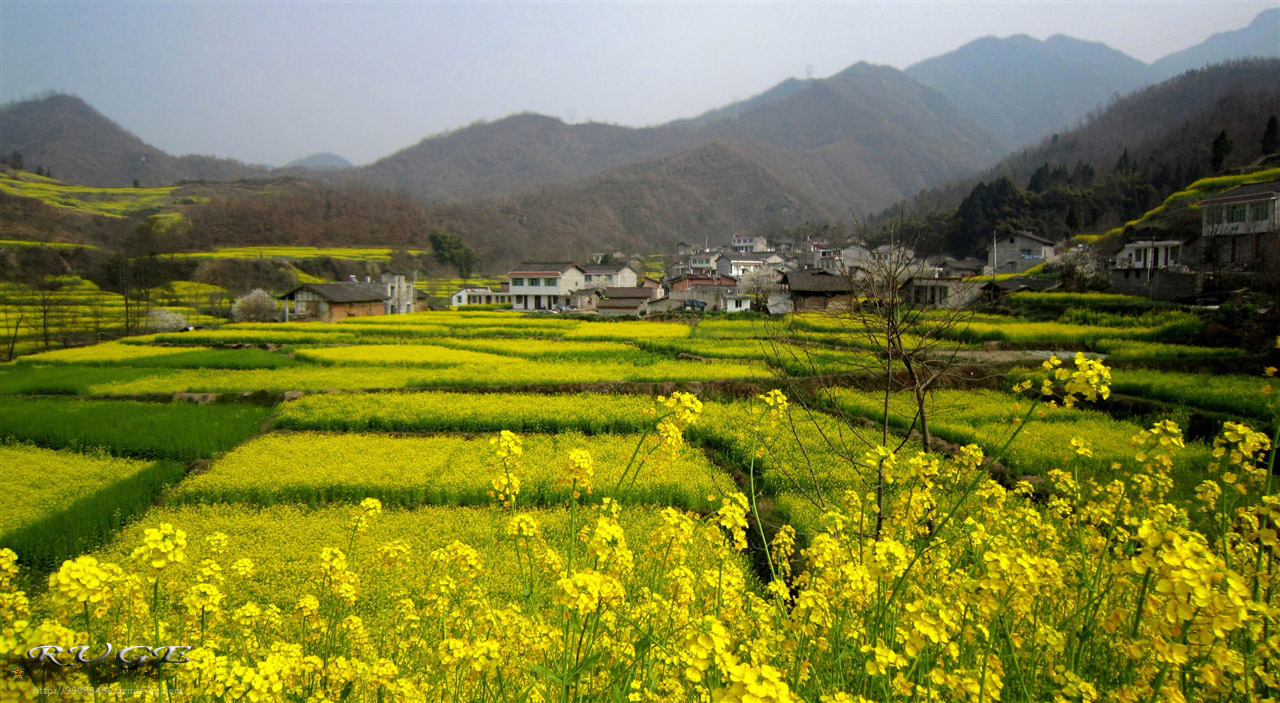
[1150,7,1280,79]
[284,152,352,169]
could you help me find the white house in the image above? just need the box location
[722,290,753,312]
[507,262,587,311]
[731,234,770,253]
[1114,240,1183,271]
[716,253,785,279]
[450,285,512,307]
[581,264,638,288]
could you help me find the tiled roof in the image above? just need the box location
[509,262,579,275]
[781,270,854,294]
[1199,180,1280,205]
[285,283,389,303]
[602,287,653,299]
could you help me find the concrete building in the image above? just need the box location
[581,264,638,289]
[507,263,586,311]
[450,284,512,307]
[902,277,984,309]
[716,253,785,279]
[731,234,770,253]
[1199,180,1279,271]
[984,232,1056,274]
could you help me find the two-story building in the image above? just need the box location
[581,263,638,289]
[716,253,785,279]
[984,232,1056,274]
[507,262,586,311]
[1108,236,1198,299]
[686,251,722,274]
[731,234,770,253]
[1199,180,1279,271]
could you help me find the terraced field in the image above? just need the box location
[1,299,1274,702]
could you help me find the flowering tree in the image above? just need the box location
[230,289,277,322]
[146,309,187,333]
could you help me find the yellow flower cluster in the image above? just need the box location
[5,379,1279,702]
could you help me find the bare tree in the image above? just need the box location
[0,308,25,361]
[755,215,981,539]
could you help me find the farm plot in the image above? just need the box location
[829,388,1216,497]
[0,444,183,570]
[0,396,271,461]
[278,390,916,495]
[14,342,299,368]
[172,431,732,510]
[1010,367,1276,422]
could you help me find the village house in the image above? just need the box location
[929,256,985,279]
[666,273,737,291]
[685,250,722,275]
[450,284,512,307]
[595,286,663,317]
[779,269,856,312]
[716,253,785,279]
[984,231,1057,274]
[901,277,984,309]
[507,262,586,311]
[581,263,639,288]
[731,233,770,253]
[1198,180,1279,271]
[279,273,420,323]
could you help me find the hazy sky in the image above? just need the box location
[1,1,1273,166]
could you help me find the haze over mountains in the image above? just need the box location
[1,7,1276,262]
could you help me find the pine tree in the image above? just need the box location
[1262,115,1280,155]
[1113,148,1131,175]
[1211,130,1233,172]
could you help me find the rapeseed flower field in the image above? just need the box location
[1,303,1275,702]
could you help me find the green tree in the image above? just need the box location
[1211,130,1233,172]
[1262,115,1279,155]
[428,230,479,279]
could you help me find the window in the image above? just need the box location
[528,278,540,287]
[1228,204,1248,223]
[511,277,524,286]
[544,278,557,286]
[1250,202,1270,221]
[1207,207,1225,225]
